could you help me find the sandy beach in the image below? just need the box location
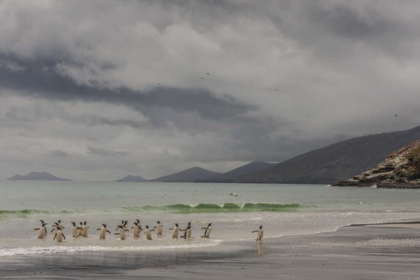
[2,222,420,279]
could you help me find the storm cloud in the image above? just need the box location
[0,0,419,181]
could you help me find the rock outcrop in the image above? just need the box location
[332,140,420,189]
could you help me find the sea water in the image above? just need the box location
[1,181,420,257]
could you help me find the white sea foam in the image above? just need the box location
[0,240,221,257]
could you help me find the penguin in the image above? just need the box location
[116,225,129,240]
[122,220,129,230]
[169,223,179,239]
[153,221,163,238]
[144,225,154,240]
[97,224,111,240]
[135,219,143,237]
[39,220,47,237]
[180,222,192,240]
[71,222,80,238]
[252,225,264,241]
[53,226,66,243]
[82,221,89,237]
[78,222,83,237]
[51,222,59,235]
[34,222,47,239]
[132,222,141,239]
[57,219,65,229]
[201,223,212,238]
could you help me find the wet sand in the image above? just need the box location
[2,223,420,279]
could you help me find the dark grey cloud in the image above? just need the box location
[50,149,68,158]
[0,0,419,180]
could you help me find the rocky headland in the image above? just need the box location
[332,140,420,189]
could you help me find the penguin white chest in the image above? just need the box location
[258,230,264,240]
[172,228,179,239]
[82,226,88,237]
[119,228,126,240]
[186,229,192,239]
[157,225,162,235]
[37,228,46,239]
[100,228,106,239]
[55,231,64,243]
[145,230,152,240]
[72,227,78,238]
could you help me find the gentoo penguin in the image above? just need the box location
[135,219,143,237]
[97,224,111,240]
[78,222,83,237]
[71,222,79,238]
[34,222,48,239]
[57,219,65,229]
[51,222,59,234]
[39,220,47,237]
[169,223,179,239]
[153,221,163,238]
[132,222,141,239]
[116,225,129,240]
[53,227,66,243]
[252,225,264,241]
[82,221,89,237]
[144,225,154,240]
[180,222,192,240]
[201,223,212,238]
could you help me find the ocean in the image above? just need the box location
[1,181,420,257]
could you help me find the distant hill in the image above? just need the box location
[8,172,72,181]
[203,162,275,182]
[233,125,420,184]
[152,167,221,182]
[116,175,148,182]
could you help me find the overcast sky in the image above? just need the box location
[1,0,419,181]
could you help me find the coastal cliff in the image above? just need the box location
[332,140,420,188]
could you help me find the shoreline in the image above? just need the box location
[2,221,420,279]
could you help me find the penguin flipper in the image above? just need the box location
[53,233,57,241]
[252,230,258,233]
[169,228,174,230]
[51,228,55,233]
[34,228,40,231]
[106,230,111,234]
[97,228,101,231]
[62,233,66,240]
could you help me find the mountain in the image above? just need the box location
[233,125,420,184]
[203,162,275,182]
[152,167,221,182]
[7,172,72,181]
[333,139,420,188]
[116,175,148,182]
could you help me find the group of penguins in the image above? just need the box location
[34,220,264,243]
[34,219,215,242]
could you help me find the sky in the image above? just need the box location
[1,0,420,181]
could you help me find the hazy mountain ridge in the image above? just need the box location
[152,167,221,182]
[202,162,275,182]
[7,172,71,181]
[232,126,420,184]
[116,175,148,182]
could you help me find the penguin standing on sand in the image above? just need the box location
[82,221,89,237]
[116,225,129,240]
[201,223,212,238]
[132,222,141,239]
[97,224,111,240]
[53,227,66,243]
[153,221,163,238]
[169,223,179,239]
[252,225,264,241]
[180,222,192,240]
[71,222,80,238]
[144,225,154,240]
[34,222,48,239]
